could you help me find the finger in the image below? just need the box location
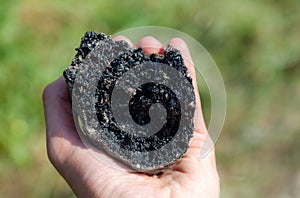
[169,131,217,178]
[187,133,215,159]
[42,77,82,146]
[136,36,164,54]
[166,38,216,168]
[167,38,195,80]
[183,132,217,168]
[43,77,129,194]
[168,38,206,134]
[167,38,197,96]
[112,35,134,47]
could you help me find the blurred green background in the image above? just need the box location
[1,0,300,197]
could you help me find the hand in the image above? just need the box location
[42,36,220,198]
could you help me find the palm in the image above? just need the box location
[43,36,219,198]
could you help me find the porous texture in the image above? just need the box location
[63,32,110,93]
[63,32,195,174]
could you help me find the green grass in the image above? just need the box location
[1,0,300,197]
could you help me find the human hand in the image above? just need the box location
[42,36,220,198]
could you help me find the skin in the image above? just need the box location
[42,36,220,198]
